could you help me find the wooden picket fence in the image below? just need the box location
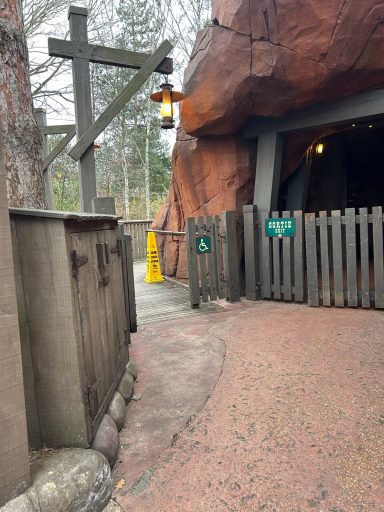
[185,211,241,307]
[256,206,384,309]
[122,219,152,260]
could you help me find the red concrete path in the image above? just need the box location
[114,302,384,511]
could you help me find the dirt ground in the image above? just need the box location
[113,301,384,512]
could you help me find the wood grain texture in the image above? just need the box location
[221,211,240,303]
[0,139,30,507]
[186,217,200,307]
[272,212,281,300]
[243,205,259,300]
[260,211,271,299]
[345,208,358,307]
[331,210,344,307]
[293,211,304,302]
[319,211,331,306]
[68,8,97,212]
[69,40,173,162]
[372,206,384,308]
[305,213,319,307]
[359,208,370,308]
[206,216,218,301]
[48,38,173,74]
[282,211,292,301]
[15,217,89,447]
[244,88,384,138]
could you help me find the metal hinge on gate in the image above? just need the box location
[70,250,89,277]
[111,239,121,256]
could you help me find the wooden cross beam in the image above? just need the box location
[48,5,174,212]
[68,40,173,162]
[48,38,173,75]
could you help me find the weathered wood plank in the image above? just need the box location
[39,124,76,135]
[359,207,370,308]
[253,133,284,211]
[215,215,225,299]
[206,216,218,301]
[92,196,116,215]
[243,88,384,138]
[372,206,384,308]
[197,216,209,303]
[42,126,76,171]
[68,7,97,212]
[124,234,138,332]
[260,211,271,298]
[35,108,54,208]
[331,210,344,307]
[243,204,259,300]
[345,208,358,307]
[282,210,292,301]
[272,211,281,299]
[0,139,30,506]
[221,211,240,303]
[69,40,173,162]
[186,217,200,307]
[305,212,319,307]
[319,211,331,306]
[48,37,173,74]
[293,210,304,302]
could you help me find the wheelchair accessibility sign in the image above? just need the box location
[196,236,212,254]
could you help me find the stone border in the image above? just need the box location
[1,360,138,512]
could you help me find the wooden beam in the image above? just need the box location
[253,133,284,211]
[0,135,30,507]
[69,40,173,162]
[48,38,173,75]
[35,109,54,208]
[43,127,76,170]
[39,124,76,135]
[243,88,384,138]
[69,6,97,212]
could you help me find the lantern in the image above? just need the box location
[315,141,324,155]
[150,83,186,129]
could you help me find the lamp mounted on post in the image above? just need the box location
[150,82,186,129]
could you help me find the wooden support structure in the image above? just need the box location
[68,6,97,212]
[243,87,384,138]
[35,108,54,208]
[0,137,30,507]
[243,205,259,300]
[253,133,284,211]
[47,5,173,212]
[92,197,116,215]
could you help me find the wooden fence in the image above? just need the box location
[185,211,241,307]
[245,206,384,309]
[122,219,152,261]
[304,207,384,308]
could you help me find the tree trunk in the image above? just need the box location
[0,0,46,208]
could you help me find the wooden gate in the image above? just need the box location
[246,206,384,309]
[185,211,241,307]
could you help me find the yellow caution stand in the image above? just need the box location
[144,231,164,283]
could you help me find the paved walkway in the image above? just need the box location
[113,301,384,511]
[133,261,223,324]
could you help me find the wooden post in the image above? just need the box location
[186,217,200,307]
[221,211,240,303]
[92,197,116,215]
[253,132,284,211]
[0,136,31,506]
[68,6,97,212]
[35,108,54,209]
[243,204,260,300]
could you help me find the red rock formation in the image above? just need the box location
[156,0,384,276]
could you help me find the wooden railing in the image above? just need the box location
[122,219,153,261]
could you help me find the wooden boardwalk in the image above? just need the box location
[133,262,224,325]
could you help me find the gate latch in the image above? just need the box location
[71,250,88,277]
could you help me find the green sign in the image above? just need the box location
[196,236,212,254]
[265,218,296,237]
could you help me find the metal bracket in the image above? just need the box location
[111,240,121,256]
[70,250,89,276]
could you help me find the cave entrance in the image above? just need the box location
[281,122,384,213]
[242,88,384,308]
